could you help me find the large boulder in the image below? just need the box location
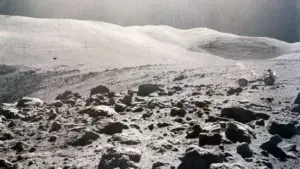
[55,90,80,101]
[178,146,226,169]
[49,121,62,132]
[0,107,23,119]
[170,108,187,117]
[268,121,296,139]
[291,105,300,113]
[227,87,243,96]
[90,85,110,96]
[237,143,253,158]
[78,105,117,118]
[199,133,222,146]
[121,95,133,106]
[17,97,44,107]
[70,130,100,146]
[260,135,288,161]
[98,121,128,135]
[220,107,255,123]
[98,147,141,169]
[294,92,300,104]
[137,84,161,96]
[0,158,15,169]
[225,122,254,144]
[186,124,204,139]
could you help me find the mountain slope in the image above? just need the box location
[1,15,300,71]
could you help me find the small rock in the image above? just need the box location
[49,100,64,108]
[71,130,100,146]
[79,105,117,118]
[176,102,184,108]
[237,143,253,158]
[55,91,75,101]
[194,101,211,108]
[109,134,141,145]
[48,136,57,142]
[152,161,169,169]
[256,119,265,126]
[142,112,153,119]
[11,141,26,152]
[122,95,133,106]
[227,87,243,96]
[115,103,127,113]
[173,74,187,81]
[210,163,246,169]
[133,107,144,113]
[170,108,187,117]
[49,121,62,132]
[0,130,15,141]
[17,97,44,107]
[90,85,110,96]
[186,124,204,139]
[98,121,127,135]
[157,122,172,128]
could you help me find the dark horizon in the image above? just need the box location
[0,0,299,43]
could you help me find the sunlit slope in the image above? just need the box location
[131,25,300,60]
[0,15,222,69]
[1,15,300,69]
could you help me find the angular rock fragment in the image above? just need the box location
[152,161,170,169]
[121,94,133,106]
[227,87,243,96]
[0,158,15,169]
[71,130,100,146]
[260,135,288,161]
[268,121,296,139]
[294,92,300,104]
[199,133,222,146]
[115,103,127,113]
[137,84,161,96]
[210,163,246,169]
[49,100,64,107]
[17,97,44,107]
[90,85,110,96]
[178,146,226,169]
[98,121,127,135]
[49,121,62,132]
[98,147,141,169]
[186,124,204,139]
[170,108,187,117]
[237,143,253,158]
[225,122,254,144]
[0,107,23,119]
[79,105,117,118]
[55,90,77,101]
[220,107,255,123]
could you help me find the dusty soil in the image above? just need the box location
[1,60,300,169]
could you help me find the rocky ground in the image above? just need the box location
[1,60,300,169]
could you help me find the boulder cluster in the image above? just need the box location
[1,83,300,169]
